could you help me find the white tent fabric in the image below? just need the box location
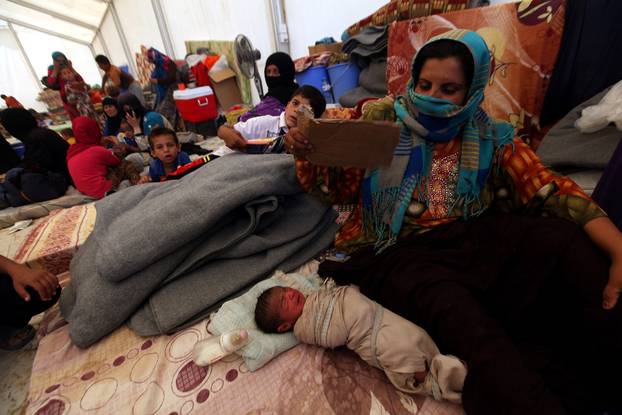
[0,0,105,42]
[0,22,45,111]
[114,0,164,57]
[99,11,129,72]
[14,25,102,85]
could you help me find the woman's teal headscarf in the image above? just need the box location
[363,29,514,250]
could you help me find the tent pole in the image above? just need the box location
[108,1,137,76]
[7,22,42,91]
[6,0,99,31]
[0,14,91,46]
[92,6,111,59]
[97,31,111,58]
[150,0,176,58]
[269,0,290,54]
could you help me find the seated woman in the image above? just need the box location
[0,108,70,208]
[286,30,622,415]
[101,96,124,138]
[117,93,172,138]
[44,52,85,120]
[239,52,298,122]
[0,108,70,183]
[67,116,140,199]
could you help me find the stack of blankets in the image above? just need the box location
[60,153,339,347]
[340,26,389,107]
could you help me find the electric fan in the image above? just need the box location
[234,34,264,97]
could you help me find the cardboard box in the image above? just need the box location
[209,68,243,110]
[297,107,400,169]
[308,42,343,55]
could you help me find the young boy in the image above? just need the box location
[217,85,326,153]
[145,127,191,182]
[255,284,467,403]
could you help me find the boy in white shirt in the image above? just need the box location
[217,85,326,153]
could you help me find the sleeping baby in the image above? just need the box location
[254,284,466,403]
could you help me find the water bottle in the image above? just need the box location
[193,329,249,366]
[321,78,334,104]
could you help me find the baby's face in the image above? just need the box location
[271,287,305,330]
[121,125,134,138]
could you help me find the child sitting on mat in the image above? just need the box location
[142,127,191,183]
[217,85,326,154]
[255,284,466,403]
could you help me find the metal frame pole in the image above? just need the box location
[6,0,99,31]
[0,14,91,46]
[150,0,176,58]
[269,0,290,54]
[7,22,43,90]
[108,1,137,75]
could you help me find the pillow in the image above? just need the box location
[208,267,323,371]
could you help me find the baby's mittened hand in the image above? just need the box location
[414,370,427,384]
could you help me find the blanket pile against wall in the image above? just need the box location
[60,154,339,348]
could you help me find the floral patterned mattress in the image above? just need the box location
[2,190,464,414]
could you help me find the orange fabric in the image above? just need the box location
[502,138,589,203]
[387,1,565,148]
[3,95,23,108]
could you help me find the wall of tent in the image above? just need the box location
[0,0,515,112]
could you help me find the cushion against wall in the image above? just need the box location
[343,0,469,40]
[387,1,566,148]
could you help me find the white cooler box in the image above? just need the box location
[174,86,218,123]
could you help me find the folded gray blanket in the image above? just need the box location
[60,154,338,347]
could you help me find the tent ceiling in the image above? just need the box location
[0,0,108,43]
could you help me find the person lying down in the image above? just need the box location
[255,284,466,403]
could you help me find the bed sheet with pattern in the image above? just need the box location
[11,204,96,276]
[26,266,465,415]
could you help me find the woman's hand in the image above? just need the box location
[10,264,59,302]
[284,127,313,158]
[125,111,141,134]
[138,175,151,184]
[584,216,622,309]
[604,255,622,309]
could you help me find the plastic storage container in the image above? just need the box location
[295,66,334,104]
[174,86,218,123]
[193,329,249,366]
[327,62,360,103]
